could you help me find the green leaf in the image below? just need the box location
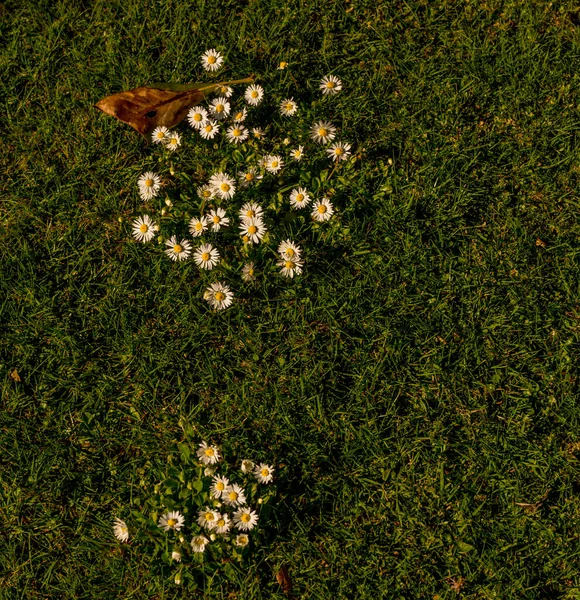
[192,480,204,493]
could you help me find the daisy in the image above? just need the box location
[239,218,266,244]
[251,126,265,139]
[210,475,230,499]
[223,483,247,507]
[233,507,258,531]
[216,84,233,98]
[206,207,230,232]
[278,61,288,70]
[171,551,182,562]
[113,518,129,542]
[320,74,343,95]
[164,236,191,261]
[151,126,169,144]
[197,441,220,465]
[201,49,223,71]
[131,215,157,243]
[239,202,264,221]
[290,145,304,161]
[191,535,209,553]
[204,466,216,477]
[241,459,255,473]
[200,119,220,140]
[238,168,261,188]
[254,463,275,484]
[164,131,182,151]
[245,84,264,106]
[187,106,208,129]
[312,197,335,222]
[209,97,230,120]
[210,172,236,200]
[189,216,208,237]
[263,154,284,174]
[232,108,247,122]
[279,98,298,116]
[138,172,161,200]
[214,513,231,535]
[158,511,185,532]
[310,120,336,144]
[197,184,215,201]
[197,507,219,530]
[226,125,249,144]
[327,141,352,162]
[278,258,303,278]
[193,243,220,270]
[278,239,301,260]
[204,281,234,310]
[289,187,311,209]
[241,263,256,283]
[235,533,250,547]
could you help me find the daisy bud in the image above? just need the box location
[278,61,288,69]
[283,138,290,145]
[152,225,159,231]
[154,484,161,494]
[210,533,217,541]
[204,467,216,477]
[118,216,123,222]
[165,199,173,207]
[175,573,182,585]
[179,536,185,543]
[170,167,176,175]
[258,498,264,504]
[161,208,167,216]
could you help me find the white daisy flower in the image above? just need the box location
[210,475,230,499]
[113,518,129,542]
[263,154,284,174]
[310,120,336,144]
[239,218,266,244]
[244,84,264,106]
[233,507,258,531]
[209,172,236,200]
[187,106,208,129]
[238,168,262,188]
[320,74,343,95]
[241,263,256,283]
[193,243,220,270]
[251,126,265,139]
[189,216,208,237]
[197,441,220,465]
[232,108,247,122]
[254,463,275,484]
[223,483,247,507]
[131,215,157,243]
[171,550,182,562]
[216,84,233,98]
[327,141,352,162]
[191,535,209,553]
[312,197,335,222]
[279,98,298,116]
[164,131,182,151]
[289,187,311,209]
[201,49,223,72]
[235,533,250,547]
[197,184,215,201]
[290,145,304,161]
[241,459,255,473]
[197,507,219,530]
[278,239,301,260]
[214,513,231,535]
[239,202,264,221]
[278,258,303,278]
[204,281,234,311]
[209,97,230,121]
[138,172,161,200]
[164,236,191,262]
[158,511,185,532]
[152,126,169,144]
[226,125,249,144]
[206,207,230,232]
[199,119,220,140]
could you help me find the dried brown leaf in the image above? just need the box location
[276,565,293,595]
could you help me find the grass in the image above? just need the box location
[2,0,580,597]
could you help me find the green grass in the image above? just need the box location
[2,0,580,597]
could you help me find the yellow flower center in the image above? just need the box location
[212,215,220,223]
[201,252,210,261]
[216,104,224,113]
[293,150,301,157]
[229,491,238,501]
[194,113,202,121]
[204,447,215,456]
[248,268,254,276]
[248,225,257,235]
[173,244,183,253]
[318,128,327,137]
[170,138,177,145]
[326,81,335,88]
[285,103,294,111]
[235,112,243,120]
[215,291,225,301]
[285,248,295,257]
[195,222,203,231]
[279,61,288,69]
[144,178,153,187]
[242,235,250,244]
[318,204,327,214]
[204,124,213,132]
[335,147,344,155]
[241,513,251,523]
[245,209,255,217]
[296,194,304,202]
[217,519,225,527]
[233,128,241,136]
[216,482,225,491]
[207,55,216,64]
[167,518,177,527]
[245,173,254,182]
[139,224,149,233]
[271,160,278,168]
[261,468,269,476]
[220,183,230,192]
[251,90,258,98]
[155,131,165,139]
[203,190,211,198]
[285,261,295,270]
[205,512,215,521]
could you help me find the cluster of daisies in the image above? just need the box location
[113,441,275,563]
[129,50,351,310]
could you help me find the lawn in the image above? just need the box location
[1,0,580,598]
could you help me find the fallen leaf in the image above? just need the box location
[9,368,21,382]
[95,77,254,139]
[276,565,293,596]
